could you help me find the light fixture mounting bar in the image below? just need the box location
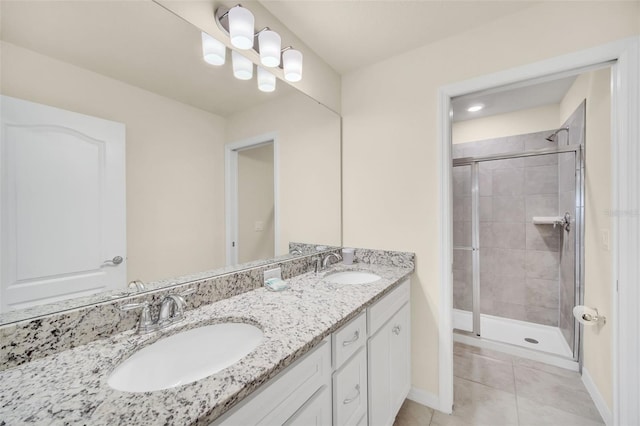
[215,6,296,61]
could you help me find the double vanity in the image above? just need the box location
[0,249,414,425]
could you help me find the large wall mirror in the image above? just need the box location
[0,1,341,323]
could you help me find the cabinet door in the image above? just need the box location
[368,320,392,426]
[389,303,411,415]
[368,302,411,426]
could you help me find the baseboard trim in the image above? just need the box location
[407,387,443,412]
[582,367,612,426]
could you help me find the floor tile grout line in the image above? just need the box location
[512,360,521,426]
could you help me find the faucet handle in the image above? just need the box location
[119,301,154,333]
[119,301,149,311]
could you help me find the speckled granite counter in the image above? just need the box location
[0,262,413,425]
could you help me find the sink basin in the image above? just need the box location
[324,271,381,285]
[108,322,263,392]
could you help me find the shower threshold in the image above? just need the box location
[453,309,577,370]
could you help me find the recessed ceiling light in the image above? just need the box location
[467,104,484,112]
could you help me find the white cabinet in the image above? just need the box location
[367,281,411,426]
[213,279,411,426]
[213,338,331,426]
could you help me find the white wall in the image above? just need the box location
[1,41,227,283]
[561,68,613,410]
[226,92,341,253]
[342,1,639,402]
[452,104,560,144]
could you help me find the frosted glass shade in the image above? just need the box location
[283,49,303,82]
[232,51,253,80]
[201,32,226,66]
[228,6,255,50]
[258,30,281,68]
[257,67,276,92]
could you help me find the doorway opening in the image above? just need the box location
[225,135,278,265]
[437,37,640,423]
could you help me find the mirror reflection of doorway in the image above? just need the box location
[226,137,277,265]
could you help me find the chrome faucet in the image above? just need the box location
[119,288,194,334]
[158,293,187,325]
[321,252,342,269]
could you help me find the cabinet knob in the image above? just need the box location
[343,384,360,405]
[392,325,401,335]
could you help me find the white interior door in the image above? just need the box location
[1,95,126,312]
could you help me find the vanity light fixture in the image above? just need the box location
[232,50,253,80]
[228,5,255,50]
[467,104,484,112]
[257,66,276,92]
[201,32,226,66]
[282,48,303,82]
[215,4,303,82]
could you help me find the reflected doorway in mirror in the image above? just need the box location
[225,134,278,265]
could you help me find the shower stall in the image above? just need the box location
[451,103,585,364]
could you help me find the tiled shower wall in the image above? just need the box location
[453,132,565,326]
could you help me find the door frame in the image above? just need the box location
[224,132,279,265]
[437,36,639,424]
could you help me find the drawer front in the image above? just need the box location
[367,279,410,335]
[215,338,331,426]
[333,347,367,426]
[332,312,366,369]
[284,385,332,426]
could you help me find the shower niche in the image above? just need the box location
[452,102,585,362]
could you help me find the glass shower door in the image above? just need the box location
[452,164,479,334]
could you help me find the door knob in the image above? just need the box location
[104,256,124,265]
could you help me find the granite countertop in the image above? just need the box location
[0,263,413,425]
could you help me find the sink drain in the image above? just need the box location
[524,337,539,344]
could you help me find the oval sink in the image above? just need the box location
[324,271,381,285]
[108,322,263,392]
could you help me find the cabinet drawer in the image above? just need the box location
[332,312,366,369]
[284,386,332,426]
[367,279,410,335]
[215,338,331,426]
[333,347,367,426]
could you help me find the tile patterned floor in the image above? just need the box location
[393,342,604,426]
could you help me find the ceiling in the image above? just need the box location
[0,1,294,117]
[452,75,578,122]
[258,0,539,75]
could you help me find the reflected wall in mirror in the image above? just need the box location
[0,1,341,318]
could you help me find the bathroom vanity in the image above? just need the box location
[0,250,414,425]
[214,280,410,426]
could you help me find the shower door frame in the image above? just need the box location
[453,144,584,363]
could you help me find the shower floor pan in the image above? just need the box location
[453,309,573,359]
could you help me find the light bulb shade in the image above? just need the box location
[257,67,276,92]
[232,50,253,80]
[228,6,255,50]
[258,30,281,68]
[201,32,226,66]
[282,49,303,82]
